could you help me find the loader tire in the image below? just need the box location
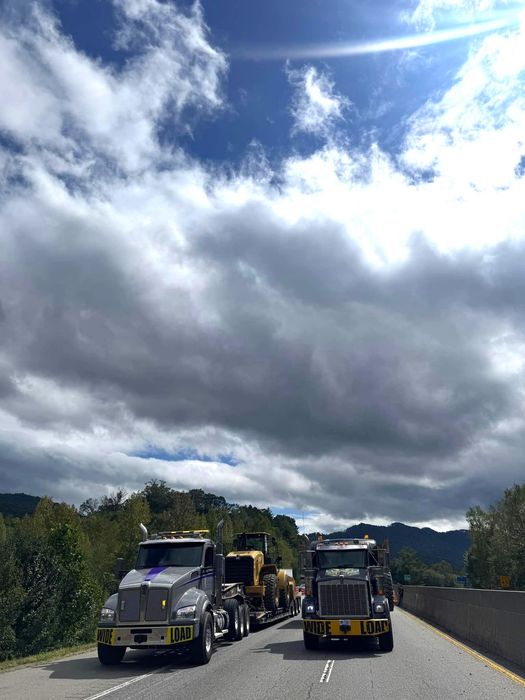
[263,574,279,613]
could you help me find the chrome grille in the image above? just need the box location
[118,589,140,622]
[318,580,370,617]
[145,588,169,621]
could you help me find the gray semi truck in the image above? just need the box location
[301,536,394,651]
[96,522,249,665]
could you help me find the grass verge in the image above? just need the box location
[0,642,96,672]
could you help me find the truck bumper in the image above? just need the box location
[303,618,390,638]
[97,624,194,647]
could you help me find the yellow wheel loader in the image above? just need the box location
[225,532,299,625]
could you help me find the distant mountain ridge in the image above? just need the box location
[0,492,40,518]
[0,492,469,569]
[320,522,469,570]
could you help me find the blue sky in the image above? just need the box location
[42,0,491,163]
[1,0,525,533]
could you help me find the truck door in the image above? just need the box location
[201,546,215,601]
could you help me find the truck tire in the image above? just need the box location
[242,604,250,637]
[238,603,246,638]
[303,632,319,650]
[378,627,394,652]
[263,573,279,612]
[97,643,126,665]
[223,598,243,641]
[190,611,213,665]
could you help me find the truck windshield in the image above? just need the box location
[239,535,266,552]
[136,543,204,568]
[317,549,367,569]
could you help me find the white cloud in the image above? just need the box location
[0,0,226,174]
[288,65,349,138]
[406,0,518,30]
[2,1,525,529]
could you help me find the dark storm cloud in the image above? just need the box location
[0,186,521,496]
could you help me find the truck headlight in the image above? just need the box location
[175,605,196,619]
[100,607,115,622]
[374,603,385,613]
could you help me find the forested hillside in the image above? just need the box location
[0,480,303,661]
[0,493,40,518]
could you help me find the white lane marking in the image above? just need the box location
[83,672,156,700]
[320,659,334,683]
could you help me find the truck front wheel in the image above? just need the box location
[97,643,126,665]
[378,628,394,652]
[190,611,213,665]
[303,632,319,650]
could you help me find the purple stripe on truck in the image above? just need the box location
[144,566,167,581]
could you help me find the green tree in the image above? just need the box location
[0,516,23,660]
[47,524,101,646]
[467,484,525,589]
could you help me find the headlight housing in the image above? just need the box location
[374,603,385,613]
[305,604,315,613]
[175,604,196,619]
[99,607,115,622]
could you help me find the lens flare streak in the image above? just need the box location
[238,14,520,61]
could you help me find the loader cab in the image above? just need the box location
[233,532,278,566]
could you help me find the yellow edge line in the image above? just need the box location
[398,608,525,689]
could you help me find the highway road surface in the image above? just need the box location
[1,610,524,700]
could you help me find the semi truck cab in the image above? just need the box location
[301,538,394,651]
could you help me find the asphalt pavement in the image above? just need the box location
[1,610,524,700]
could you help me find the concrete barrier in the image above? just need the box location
[401,586,525,668]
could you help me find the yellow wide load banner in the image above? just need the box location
[168,626,194,644]
[303,619,390,637]
[97,625,194,646]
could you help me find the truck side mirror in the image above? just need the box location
[115,557,126,580]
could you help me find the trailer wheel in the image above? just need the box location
[97,643,126,665]
[263,573,279,612]
[303,632,319,650]
[224,599,243,641]
[378,627,394,652]
[238,603,246,638]
[242,604,250,637]
[190,611,213,665]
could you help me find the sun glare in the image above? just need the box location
[240,9,522,60]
